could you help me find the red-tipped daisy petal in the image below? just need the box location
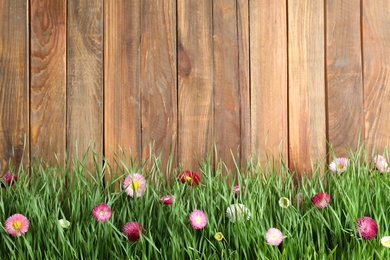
[122,222,145,242]
[311,192,330,209]
[178,170,201,186]
[92,203,112,222]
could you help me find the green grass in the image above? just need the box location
[0,146,389,260]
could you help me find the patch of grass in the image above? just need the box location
[0,145,389,259]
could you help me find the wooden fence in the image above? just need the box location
[0,0,389,175]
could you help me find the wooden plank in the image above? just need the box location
[178,1,213,171]
[213,0,240,171]
[104,0,141,172]
[363,1,390,155]
[140,0,177,171]
[0,0,28,173]
[237,0,250,168]
[326,0,363,158]
[30,0,66,163]
[67,0,103,168]
[288,0,326,174]
[250,0,288,167]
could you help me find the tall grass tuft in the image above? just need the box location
[0,145,389,259]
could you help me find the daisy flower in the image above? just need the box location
[311,192,330,209]
[226,204,251,223]
[373,155,390,173]
[159,195,174,205]
[1,173,17,187]
[4,214,29,236]
[265,228,284,246]
[232,185,240,196]
[178,170,201,186]
[123,173,147,198]
[92,203,112,222]
[58,219,71,229]
[381,236,390,248]
[214,232,224,241]
[355,216,378,240]
[189,210,207,229]
[122,221,145,242]
[329,158,349,174]
[278,197,290,208]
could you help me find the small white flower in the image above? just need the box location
[226,204,251,223]
[58,219,71,229]
[278,197,290,208]
[381,236,390,248]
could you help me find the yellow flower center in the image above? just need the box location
[132,181,140,191]
[185,176,192,182]
[385,240,390,246]
[214,232,223,241]
[12,221,22,231]
[194,215,202,224]
[337,163,344,169]
[99,210,106,216]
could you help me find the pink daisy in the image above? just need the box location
[159,195,174,205]
[189,210,207,229]
[1,173,17,187]
[178,170,201,186]
[355,216,378,240]
[265,228,284,246]
[311,192,330,209]
[4,214,29,236]
[92,203,112,222]
[123,173,147,198]
[232,185,240,196]
[373,155,390,173]
[122,221,145,242]
[329,158,349,174]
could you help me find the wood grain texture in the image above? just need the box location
[30,0,66,163]
[326,0,363,158]
[288,0,326,174]
[0,0,28,173]
[237,0,250,168]
[104,0,141,171]
[213,0,240,171]
[178,0,213,171]
[363,0,390,155]
[140,0,177,171]
[67,0,103,166]
[250,0,288,166]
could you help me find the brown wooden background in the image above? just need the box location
[0,0,389,175]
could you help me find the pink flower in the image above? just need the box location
[355,216,378,240]
[265,228,284,246]
[4,214,29,236]
[373,155,390,173]
[1,173,17,187]
[189,210,207,229]
[311,192,330,209]
[178,170,201,186]
[92,203,112,222]
[159,195,174,205]
[232,185,240,196]
[329,158,349,174]
[122,221,145,242]
[123,173,147,198]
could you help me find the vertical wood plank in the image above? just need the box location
[67,0,103,167]
[178,1,213,171]
[30,0,66,163]
[363,0,390,154]
[140,0,177,171]
[213,0,240,171]
[288,0,326,173]
[250,0,288,166]
[0,0,29,173]
[237,0,250,168]
[326,0,363,157]
[104,0,141,171]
